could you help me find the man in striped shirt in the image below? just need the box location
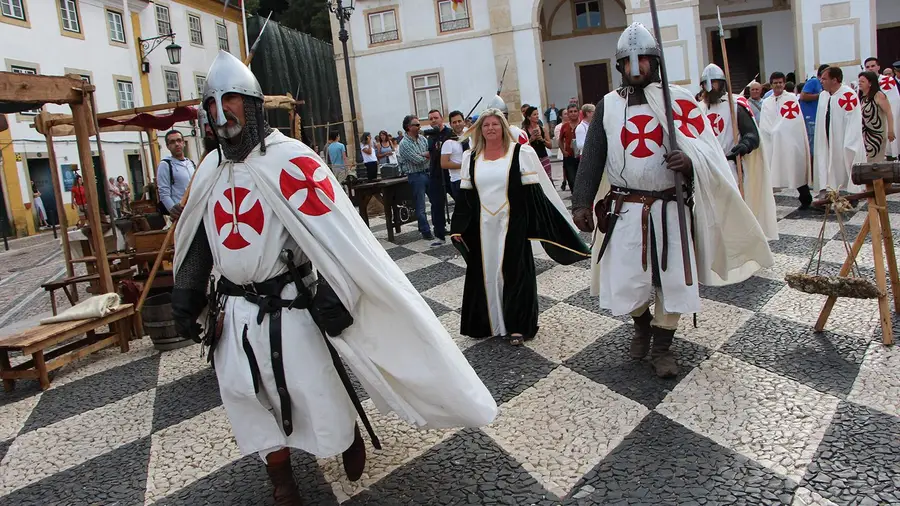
[398,115,434,241]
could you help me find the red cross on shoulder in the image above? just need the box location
[280,156,336,216]
[673,99,705,138]
[838,91,858,112]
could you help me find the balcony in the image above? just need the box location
[370,30,399,45]
[440,17,470,33]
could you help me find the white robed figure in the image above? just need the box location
[759,90,811,190]
[880,74,900,158]
[172,50,497,505]
[813,67,865,193]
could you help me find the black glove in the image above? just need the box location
[727,143,751,161]
[171,288,206,343]
[312,279,354,337]
[573,207,595,233]
[664,150,693,176]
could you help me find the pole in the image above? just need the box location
[88,89,119,247]
[717,7,744,198]
[336,0,361,169]
[40,110,74,277]
[648,0,693,286]
[241,0,250,69]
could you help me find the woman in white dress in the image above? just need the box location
[450,109,590,345]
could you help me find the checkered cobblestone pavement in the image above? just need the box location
[0,184,898,506]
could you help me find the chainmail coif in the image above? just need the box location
[220,97,274,162]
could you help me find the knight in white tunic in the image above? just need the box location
[171,51,497,506]
[813,66,866,193]
[758,74,813,209]
[572,23,773,379]
[698,64,778,240]
[879,72,900,158]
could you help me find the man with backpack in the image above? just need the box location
[156,130,196,220]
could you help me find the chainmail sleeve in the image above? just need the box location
[572,100,608,211]
[736,106,760,152]
[174,221,214,292]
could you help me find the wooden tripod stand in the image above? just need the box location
[814,163,900,345]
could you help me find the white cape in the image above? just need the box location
[813,85,865,192]
[174,131,498,430]
[589,84,773,295]
[760,92,811,190]
[880,75,900,158]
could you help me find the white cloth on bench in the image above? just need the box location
[40,293,121,325]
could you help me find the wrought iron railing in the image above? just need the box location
[440,17,470,32]
[370,30,399,44]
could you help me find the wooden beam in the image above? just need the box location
[38,110,74,278]
[0,72,87,105]
[71,101,113,294]
[48,99,202,127]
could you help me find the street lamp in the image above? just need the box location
[139,33,182,73]
[325,0,361,165]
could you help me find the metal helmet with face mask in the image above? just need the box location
[615,22,661,77]
[485,94,508,116]
[202,50,264,128]
[701,63,727,92]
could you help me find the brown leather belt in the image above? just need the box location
[611,186,677,272]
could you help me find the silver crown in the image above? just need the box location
[701,63,726,91]
[203,50,264,127]
[615,22,661,77]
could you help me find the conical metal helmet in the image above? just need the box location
[615,22,661,77]
[701,63,726,91]
[485,94,508,115]
[203,50,264,127]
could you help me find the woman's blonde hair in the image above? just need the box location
[461,107,512,154]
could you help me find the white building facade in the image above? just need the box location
[0,0,245,236]
[331,0,900,153]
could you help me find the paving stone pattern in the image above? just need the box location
[1,184,899,505]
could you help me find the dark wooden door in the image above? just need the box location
[127,154,144,200]
[27,159,58,225]
[579,62,610,106]
[711,25,761,90]
[877,26,900,71]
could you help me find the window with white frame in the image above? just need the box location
[164,70,181,103]
[78,74,90,83]
[2,0,25,20]
[107,9,125,43]
[216,22,229,51]
[155,4,170,35]
[367,10,398,45]
[411,73,442,120]
[574,0,602,29]
[59,0,79,33]
[188,14,203,45]
[194,74,206,98]
[117,80,134,109]
[438,1,469,33]
[11,65,38,114]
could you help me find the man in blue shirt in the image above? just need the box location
[397,115,433,241]
[156,130,196,221]
[799,64,830,164]
[326,131,347,178]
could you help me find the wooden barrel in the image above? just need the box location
[141,292,193,351]
[851,161,900,185]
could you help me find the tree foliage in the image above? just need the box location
[246,0,333,43]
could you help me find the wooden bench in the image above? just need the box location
[41,268,135,315]
[0,304,135,391]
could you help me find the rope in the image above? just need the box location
[806,188,862,278]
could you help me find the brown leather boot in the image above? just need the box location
[265,452,303,505]
[342,423,366,481]
[650,327,679,378]
[630,309,653,360]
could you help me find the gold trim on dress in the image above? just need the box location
[528,238,592,257]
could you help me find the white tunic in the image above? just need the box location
[203,163,356,459]
[813,85,866,192]
[702,97,738,180]
[600,99,700,316]
[760,92,811,189]
[460,143,541,336]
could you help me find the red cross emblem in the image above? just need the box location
[707,113,725,136]
[280,156,335,216]
[780,101,800,119]
[736,96,754,118]
[213,187,265,250]
[838,91,858,112]
[880,76,896,92]
[673,99,705,138]
[620,114,663,158]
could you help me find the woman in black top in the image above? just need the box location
[522,106,552,179]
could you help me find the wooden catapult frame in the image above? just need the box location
[813,162,900,345]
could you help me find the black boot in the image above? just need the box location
[630,309,652,360]
[342,423,367,481]
[650,327,679,378]
[265,457,303,505]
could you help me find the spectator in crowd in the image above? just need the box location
[747,82,764,121]
[800,64,830,163]
[398,115,434,242]
[70,174,87,227]
[522,106,552,179]
[441,110,468,200]
[558,103,581,191]
[156,130,196,221]
[865,56,881,74]
[376,130,396,166]
[116,176,132,215]
[108,177,122,219]
[31,181,49,229]
[326,130,347,180]
[574,104,596,156]
[426,109,453,246]
[360,132,378,180]
[785,82,796,93]
[858,71,896,162]
[545,103,561,138]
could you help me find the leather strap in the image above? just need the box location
[612,186,678,273]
